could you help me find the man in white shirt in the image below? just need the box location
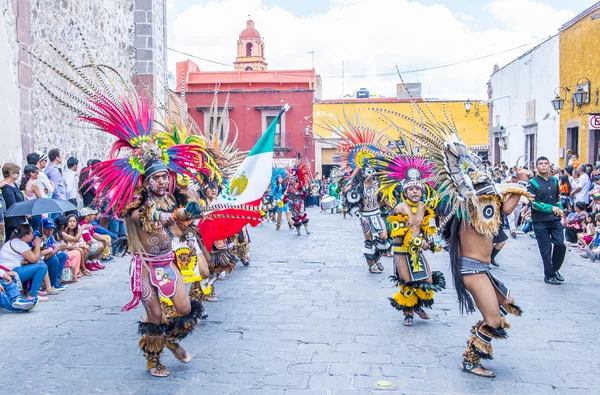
[63,157,80,205]
[572,165,590,204]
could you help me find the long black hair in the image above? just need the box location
[54,216,68,241]
[440,215,475,314]
[20,165,39,191]
[559,174,571,194]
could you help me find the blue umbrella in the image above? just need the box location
[5,198,77,217]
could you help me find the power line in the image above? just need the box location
[167,47,233,68]
[167,38,545,79]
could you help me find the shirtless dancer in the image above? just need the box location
[442,168,530,378]
[387,179,445,326]
[124,160,203,378]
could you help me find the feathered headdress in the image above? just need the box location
[30,30,215,214]
[271,166,288,185]
[289,161,309,189]
[376,156,436,207]
[371,103,531,227]
[313,110,393,171]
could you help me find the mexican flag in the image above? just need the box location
[197,105,288,249]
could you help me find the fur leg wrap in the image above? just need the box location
[388,272,446,312]
[463,322,509,363]
[160,299,178,322]
[138,322,166,367]
[500,303,523,317]
[165,300,202,343]
[389,284,420,312]
[188,282,204,302]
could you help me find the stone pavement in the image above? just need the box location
[2,207,600,395]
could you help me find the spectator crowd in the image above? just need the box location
[0,149,126,313]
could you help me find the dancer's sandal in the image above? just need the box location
[148,363,170,378]
[403,315,413,326]
[414,308,430,320]
[167,343,192,363]
[376,262,384,271]
[368,265,381,274]
[461,361,495,378]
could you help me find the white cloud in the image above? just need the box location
[487,0,574,36]
[168,0,575,99]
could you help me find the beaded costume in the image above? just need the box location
[377,147,446,325]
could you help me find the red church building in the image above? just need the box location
[176,20,321,172]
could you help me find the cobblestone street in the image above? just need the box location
[2,207,600,394]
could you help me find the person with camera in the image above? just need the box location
[0,223,49,301]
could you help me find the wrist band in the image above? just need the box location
[185,233,195,241]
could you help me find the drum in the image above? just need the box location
[321,195,337,210]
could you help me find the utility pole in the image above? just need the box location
[308,51,314,69]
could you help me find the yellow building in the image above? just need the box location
[558,3,600,166]
[313,99,489,175]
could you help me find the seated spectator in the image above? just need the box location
[0,266,39,312]
[578,213,596,251]
[88,210,116,262]
[79,207,109,270]
[53,216,84,280]
[562,202,587,245]
[62,214,93,275]
[35,219,68,292]
[0,224,49,302]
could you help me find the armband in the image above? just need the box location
[517,181,527,188]
[185,233,195,241]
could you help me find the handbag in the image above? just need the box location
[60,266,75,283]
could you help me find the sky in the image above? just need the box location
[166,0,594,100]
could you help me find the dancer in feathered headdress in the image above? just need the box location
[270,166,294,230]
[30,33,220,378]
[372,100,532,377]
[376,140,446,326]
[314,111,393,273]
[284,157,311,236]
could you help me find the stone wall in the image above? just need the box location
[30,0,136,165]
[0,0,166,167]
[0,0,23,164]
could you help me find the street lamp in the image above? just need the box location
[464,99,472,113]
[573,78,591,106]
[304,125,311,154]
[551,87,570,112]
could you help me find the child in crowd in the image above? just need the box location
[584,214,600,261]
[559,174,572,211]
[577,213,596,250]
[562,202,587,245]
